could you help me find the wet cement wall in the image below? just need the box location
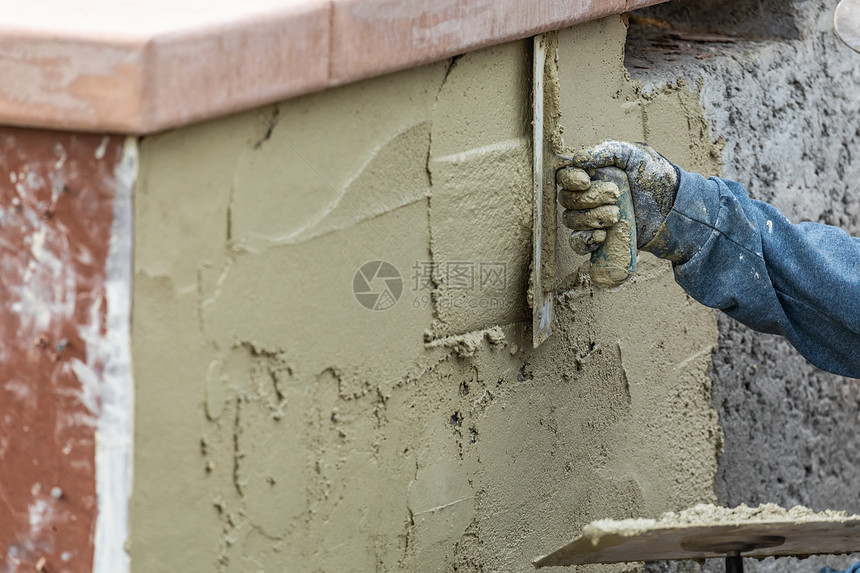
[628,0,860,572]
[130,15,726,573]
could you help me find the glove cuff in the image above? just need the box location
[640,167,721,263]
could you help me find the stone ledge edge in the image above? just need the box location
[0,0,667,134]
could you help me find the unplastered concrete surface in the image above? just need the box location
[627,1,860,572]
[130,16,723,572]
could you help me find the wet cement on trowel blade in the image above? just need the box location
[530,31,564,347]
[535,503,860,568]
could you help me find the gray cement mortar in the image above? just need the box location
[626,1,860,572]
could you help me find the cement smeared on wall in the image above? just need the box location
[131,16,725,572]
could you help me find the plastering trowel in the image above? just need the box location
[533,508,860,572]
[529,32,637,348]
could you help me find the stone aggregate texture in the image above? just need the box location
[626,1,860,571]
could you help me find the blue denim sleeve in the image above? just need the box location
[643,167,860,378]
[818,561,860,573]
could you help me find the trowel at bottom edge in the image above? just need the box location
[532,509,860,571]
[529,32,637,348]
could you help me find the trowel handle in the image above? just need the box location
[589,166,637,287]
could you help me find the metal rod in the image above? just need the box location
[726,552,743,573]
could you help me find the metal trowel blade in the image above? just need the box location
[529,32,568,348]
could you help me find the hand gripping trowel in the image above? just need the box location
[529,32,637,347]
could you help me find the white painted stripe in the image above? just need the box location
[93,137,136,573]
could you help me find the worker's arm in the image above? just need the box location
[563,141,860,378]
[648,166,860,377]
[819,561,860,573]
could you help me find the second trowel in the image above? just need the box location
[529,32,638,348]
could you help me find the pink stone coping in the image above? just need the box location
[0,0,667,134]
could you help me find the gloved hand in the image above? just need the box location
[558,141,680,252]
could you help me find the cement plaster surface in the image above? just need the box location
[130,15,725,573]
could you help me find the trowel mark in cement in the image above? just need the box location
[424,326,507,358]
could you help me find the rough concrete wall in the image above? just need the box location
[130,16,723,572]
[628,1,860,572]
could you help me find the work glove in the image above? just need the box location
[558,141,680,253]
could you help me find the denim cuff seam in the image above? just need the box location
[669,208,770,275]
[774,288,860,339]
[646,205,719,262]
